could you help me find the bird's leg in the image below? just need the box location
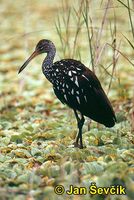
[73,110,85,149]
[88,119,91,131]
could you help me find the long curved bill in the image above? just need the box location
[18,51,39,74]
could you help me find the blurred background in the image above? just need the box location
[0,0,134,200]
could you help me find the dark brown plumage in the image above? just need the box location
[18,39,116,148]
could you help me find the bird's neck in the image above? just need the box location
[42,48,56,83]
[42,50,56,70]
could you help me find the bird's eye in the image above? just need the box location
[39,46,44,50]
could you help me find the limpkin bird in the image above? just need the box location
[18,39,116,149]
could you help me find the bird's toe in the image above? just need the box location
[73,142,84,149]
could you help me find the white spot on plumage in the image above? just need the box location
[76,96,80,104]
[76,67,81,71]
[75,76,79,87]
[56,68,59,72]
[82,74,89,81]
[70,77,73,81]
[71,89,74,95]
[66,84,69,88]
[68,71,72,76]
[72,70,77,74]
[84,95,87,102]
[64,94,67,101]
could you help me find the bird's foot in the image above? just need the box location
[73,142,84,149]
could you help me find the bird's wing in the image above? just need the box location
[77,69,116,126]
[53,59,106,105]
[56,59,101,90]
[53,59,85,107]
[80,69,115,111]
[53,59,116,126]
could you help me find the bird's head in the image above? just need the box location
[18,39,55,74]
[35,39,55,53]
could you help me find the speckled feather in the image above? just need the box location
[44,58,116,127]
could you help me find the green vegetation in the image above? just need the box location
[0,0,134,199]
